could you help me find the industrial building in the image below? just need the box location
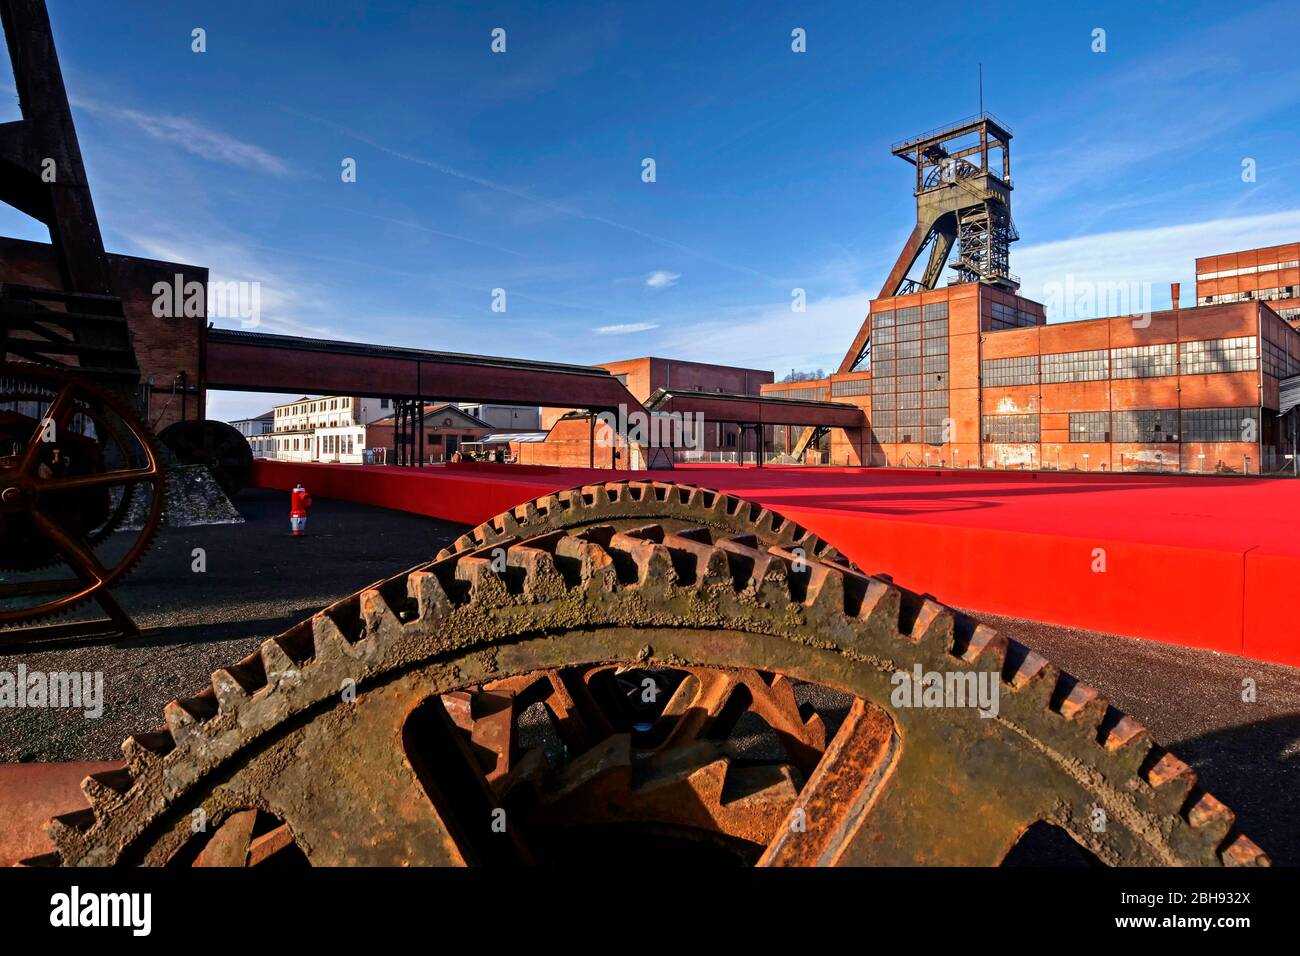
[757,116,1300,475]
[765,283,1298,473]
[1197,242,1300,326]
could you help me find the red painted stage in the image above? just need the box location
[253,460,1300,668]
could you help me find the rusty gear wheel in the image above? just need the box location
[0,362,165,630]
[31,484,1268,867]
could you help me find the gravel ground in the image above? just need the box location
[0,489,463,765]
[2,487,1296,863]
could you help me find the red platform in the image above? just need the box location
[253,460,1300,668]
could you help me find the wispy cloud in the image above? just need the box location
[71,93,289,176]
[1016,208,1300,317]
[595,322,659,335]
[645,270,680,289]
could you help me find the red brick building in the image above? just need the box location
[526,356,774,466]
[763,279,1298,474]
[1196,242,1300,329]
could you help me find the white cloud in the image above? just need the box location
[73,94,289,176]
[1015,208,1300,318]
[594,322,659,334]
[645,270,681,289]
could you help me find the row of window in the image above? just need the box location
[982,407,1260,444]
[764,385,828,401]
[981,336,1260,386]
[1200,285,1299,305]
[1197,259,1299,280]
[872,390,947,410]
[830,378,871,397]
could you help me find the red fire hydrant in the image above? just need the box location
[290,483,312,536]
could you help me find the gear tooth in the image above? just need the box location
[259,636,303,690]
[1186,791,1236,841]
[1004,645,1058,704]
[312,612,357,661]
[906,598,956,649]
[407,569,454,619]
[122,729,174,771]
[617,536,675,586]
[802,564,846,612]
[1144,751,1198,814]
[1054,679,1107,733]
[360,586,402,635]
[47,808,97,840]
[511,546,565,598]
[164,694,216,745]
[1221,833,1271,867]
[80,768,133,809]
[1099,713,1155,773]
[210,670,248,711]
[700,547,733,587]
[960,623,1008,668]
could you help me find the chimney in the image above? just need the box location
[1171,282,1181,311]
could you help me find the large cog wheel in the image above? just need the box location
[30,484,1269,867]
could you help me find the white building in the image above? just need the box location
[258,395,394,463]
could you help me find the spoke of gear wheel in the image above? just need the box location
[27,484,1270,867]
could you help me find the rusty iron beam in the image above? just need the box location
[205,329,639,411]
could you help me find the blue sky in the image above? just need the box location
[4,0,1300,420]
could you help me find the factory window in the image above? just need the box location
[981,355,1038,387]
[873,310,895,328]
[923,406,949,425]
[873,391,896,410]
[1180,407,1258,443]
[922,426,947,445]
[896,306,922,326]
[1180,337,1257,375]
[897,409,921,427]
[982,414,1039,443]
[1262,339,1300,379]
[895,339,922,359]
[874,426,896,443]
[898,390,922,410]
[831,377,870,397]
[874,325,895,345]
[874,343,895,362]
[873,360,895,378]
[923,354,948,374]
[1202,285,1299,305]
[989,301,1038,330]
[1068,411,1109,442]
[1042,349,1109,383]
[765,385,827,401]
[895,357,922,376]
[873,410,896,427]
[923,319,948,340]
[922,302,948,321]
[1197,260,1300,280]
[924,372,948,391]
[1110,343,1177,379]
[1112,409,1179,443]
[897,321,921,342]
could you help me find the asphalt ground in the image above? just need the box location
[2,487,1297,863]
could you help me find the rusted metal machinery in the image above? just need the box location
[0,0,170,640]
[21,482,1267,867]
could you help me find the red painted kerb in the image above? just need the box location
[253,460,1300,669]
